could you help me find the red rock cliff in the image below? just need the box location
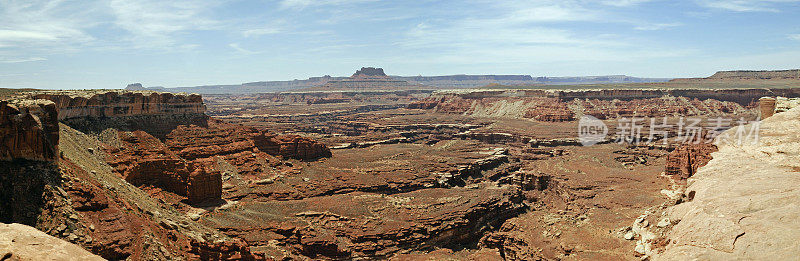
[664,143,718,179]
[0,99,59,161]
[29,90,205,120]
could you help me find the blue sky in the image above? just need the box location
[1,0,800,89]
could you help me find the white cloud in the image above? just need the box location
[396,1,686,66]
[228,43,258,54]
[506,5,598,22]
[635,22,683,30]
[789,34,800,41]
[280,0,376,9]
[0,30,58,41]
[242,20,289,38]
[602,0,654,7]
[108,0,221,48]
[0,57,47,63]
[698,0,800,12]
[0,0,96,49]
[243,28,283,38]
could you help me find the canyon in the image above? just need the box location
[2,71,800,260]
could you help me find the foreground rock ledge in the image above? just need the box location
[656,107,800,260]
[0,223,103,260]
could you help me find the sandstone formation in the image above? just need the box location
[656,106,800,260]
[664,143,718,180]
[0,99,59,161]
[757,96,800,119]
[353,67,387,77]
[103,130,222,204]
[775,96,800,113]
[29,90,205,120]
[409,89,763,121]
[758,97,777,118]
[0,223,103,260]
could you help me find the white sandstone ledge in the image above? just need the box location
[656,106,800,260]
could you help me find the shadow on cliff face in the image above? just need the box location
[61,114,209,140]
[0,159,61,225]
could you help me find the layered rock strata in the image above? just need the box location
[758,97,777,118]
[30,90,205,120]
[408,89,794,121]
[0,99,59,161]
[664,143,718,180]
[28,91,207,139]
[103,130,222,204]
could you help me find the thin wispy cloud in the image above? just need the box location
[698,0,800,12]
[635,22,683,30]
[0,0,96,49]
[108,0,221,49]
[602,0,654,7]
[486,0,602,23]
[228,43,259,54]
[0,57,47,64]
[280,0,377,9]
[243,28,283,38]
[789,34,800,41]
[0,30,58,41]
[242,20,288,38]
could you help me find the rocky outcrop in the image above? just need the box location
[1,99,59,161]
[166,119,330,162]
[758,97,777,118]
[25,90,208,139]
[775,96,800,114]
[104,130,222,204]
[664,143,718,180]
[253,133,332,160]
[353,67,387,77]
[411,89,788,121]
[189,238,257,260]
[0,223,103,260]
[406,99,439,109]
[656,107,800,260]
[30,90,205,120]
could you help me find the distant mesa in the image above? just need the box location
[708,69,800,80]
[304,67,426,91]
[671,69,800,82]
[125,83,145,90]
[353,67,388,77]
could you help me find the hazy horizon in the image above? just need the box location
[2,0,800,89]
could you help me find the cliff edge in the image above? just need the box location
[655,106,800,260]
